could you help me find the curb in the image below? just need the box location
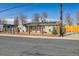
[0,34,78,40]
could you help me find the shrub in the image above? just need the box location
[52,27,58,35]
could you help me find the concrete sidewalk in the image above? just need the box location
[0,33,79,40]
[64,33,79,38]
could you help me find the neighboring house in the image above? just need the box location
[1,19,27,33]
[0,25,3,32]
[17,19,26,32]
[3,24,15,33]
[18,25,26,32]
[2,24,26,33]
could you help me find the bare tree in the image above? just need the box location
[32,13,40,22]
[19,15,27,24]
[76,11,79,25]
[40,12,48,22]
[65,13,73,25]
[0,19,7,25]
[2,19,7,24]
[14,16,19,26]
[14,15,27,26]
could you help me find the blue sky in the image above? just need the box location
[0,3,79,22]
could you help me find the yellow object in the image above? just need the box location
[64,25,79,32]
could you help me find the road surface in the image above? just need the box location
[0,36,79,56]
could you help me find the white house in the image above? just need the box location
[18,25,26,32]
[18,19,26,32]
[0,25,3,32]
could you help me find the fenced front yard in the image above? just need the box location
[0,26,60,37]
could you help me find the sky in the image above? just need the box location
[0,3,79,23]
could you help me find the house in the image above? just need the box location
[3,24,15,33]
[18,25,26,32]
[17,19,26,33]
[1,20,60,35]
[0,25,3,32]
[24,21,60,35]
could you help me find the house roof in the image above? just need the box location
[24,21,60,26]
[2,21,60,27]
[3,24,15,28]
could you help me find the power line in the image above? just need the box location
[0,4,41,18]
[0,4,38,14]
[0,5,25,13]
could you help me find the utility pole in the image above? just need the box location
[60,3,63,37]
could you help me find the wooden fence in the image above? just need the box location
[64,25,79,32]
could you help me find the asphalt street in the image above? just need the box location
[0,36,79,56]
